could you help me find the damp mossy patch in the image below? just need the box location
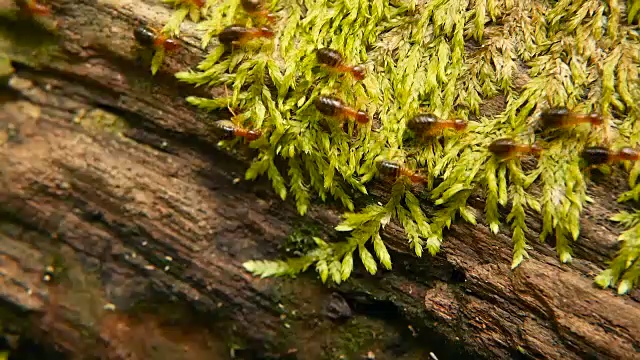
[155,0,640,293]
[74,108,130,135]
[324,318,384,358]
[0,10,62,69]
[0,54,14,80]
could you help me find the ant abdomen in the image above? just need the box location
[316,48,343,68]
[314,96,342,117]
[16,0,50,15]
[134,26,156,47]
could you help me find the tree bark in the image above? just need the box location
[0,0,639,359]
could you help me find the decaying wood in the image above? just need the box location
[0,0,639,359]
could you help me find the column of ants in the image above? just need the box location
[127,0,640,181]
[21,0,640,183]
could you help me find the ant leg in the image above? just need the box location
[582,164,595,178]
[497,154,515,162]
[224,84,242,125]
[602,119,611,146]
[148,24,161,35]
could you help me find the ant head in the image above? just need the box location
[192,0,206,7]
[245,129,263,141]
[355,110,370,124]
[27,0,51,16]
[453,119,468,131]
[260,27,275,38]
[618,147,639,161]
[530,143,544,156]
[163,38,182,52]
[351,65,366,81]
[588,113,604,126]
[266,13,278,24]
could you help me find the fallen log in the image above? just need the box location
[0,0,639,359]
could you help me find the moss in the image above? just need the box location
[323,318,380,359]
[74,108,130,135]
[160,0,639,292]
[0,10,62,69]
[0,54,14,82]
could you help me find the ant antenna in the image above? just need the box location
[224,84,243,125]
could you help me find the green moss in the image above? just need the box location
[0,10,62,68]
[158,0,640,292]
[324,318,380,359]
[0,54,14,80]
[74,108,130,135]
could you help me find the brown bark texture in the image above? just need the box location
[0,0,639,359]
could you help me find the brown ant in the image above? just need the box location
[407,113,467,137]
[212,86,262,142]
[581,146,640,166]
[134,25,181,52]
[218,25,275,46]
[241,0,277,24]
[314,95,369,125]
[539,107,603,129]
[489,138,543,160]
[212,120,262,141]
[316,48,365,81]
[16,0,50,16]
[377,160,426,183]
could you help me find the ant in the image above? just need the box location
[16,0,50,16]
[241,0,277,24]
[315,48,365,81]
[212,120,262,141]
[314,95,369,125]
[377,160,426,183]
[538,107,603,130]
[407,113,467,137]
[489,138,543,160]
[134,25,181,52]
[218,25,275,47]
[581,146,640,166]
[212,86,262,142]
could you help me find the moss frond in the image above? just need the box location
[595,211,640,294]
[158,0,640,291]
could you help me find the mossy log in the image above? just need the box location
[0,0,639,359]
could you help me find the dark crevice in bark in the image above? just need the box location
[340,290,480,360]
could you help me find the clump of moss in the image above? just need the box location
[595,150,640,294]
[156,0,640,292]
